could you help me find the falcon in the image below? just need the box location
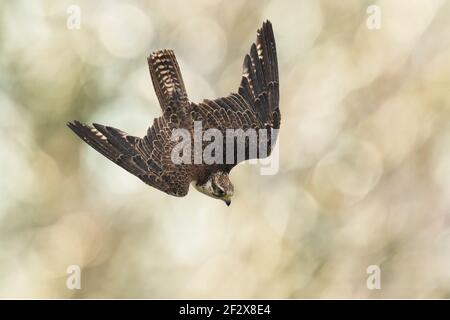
[68,20,280,206]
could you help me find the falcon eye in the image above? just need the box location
[213,184,225,197]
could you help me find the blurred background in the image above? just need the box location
[1,0,450,298]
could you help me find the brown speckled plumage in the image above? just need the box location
[68,21,279,199]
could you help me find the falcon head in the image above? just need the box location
[194,172,234,206]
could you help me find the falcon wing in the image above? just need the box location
[238,20,279,130]
[192,20,279,166]
[68,50,195,196]
[68,120,192,197]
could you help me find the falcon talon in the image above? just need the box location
[68,20,280,205]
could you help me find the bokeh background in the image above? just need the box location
[1,0,450,298]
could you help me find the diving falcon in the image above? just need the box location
[68,20,280,206]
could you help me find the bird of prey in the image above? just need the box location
[68,20,279,206]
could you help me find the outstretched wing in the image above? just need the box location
[68,50,194,196]
[192,20,279,167]
[238,20,279,129]
[67,120,192,197]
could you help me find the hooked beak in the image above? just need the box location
[225,199,231,206]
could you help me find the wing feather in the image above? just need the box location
[68,120,191,197]
[193,20,280,168]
